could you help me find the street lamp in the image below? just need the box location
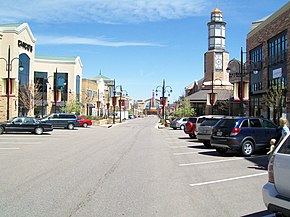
[202,78,223,115]
[226,47,259,116]
[41,75,54,117]
[155,79,172,121]
[112,80,122,124]
[121,89,128,121]
[53,68,67,114]
[0,46,24,120]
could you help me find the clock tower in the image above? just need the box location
[203,8,232,89]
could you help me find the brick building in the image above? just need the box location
[246,1,290,122]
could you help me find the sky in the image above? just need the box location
[1,0,289,102]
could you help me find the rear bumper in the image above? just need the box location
[211,136,241,150]
[196,134,210,141]
[262,183,290,216]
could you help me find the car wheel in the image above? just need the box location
[180,125,185,130]
[34,127,43,135]
[215,147,228,155]
[67,123,74,130]
[83,123,88,128]
[0,126,4,134]
[241,140,254,157]
[203,141,212,148]
[189,134,196,139]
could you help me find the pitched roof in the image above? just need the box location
[0,23,36,42]
[187,89,233,102]
[90,73,111,80]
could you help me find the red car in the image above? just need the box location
[184,117,198,138]
[77,117,92,128]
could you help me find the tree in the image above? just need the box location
[18,82,42,116]
[263,85,286,123]
[65,98,81,114]
[174,98,196,117]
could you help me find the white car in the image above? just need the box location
[262,133,290,216]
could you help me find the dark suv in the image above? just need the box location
[41,113,79,130]
[211,117,280,156]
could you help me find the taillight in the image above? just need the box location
[268,155,275,184]
[230,127,241,136]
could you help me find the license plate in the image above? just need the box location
[217,131,222,136]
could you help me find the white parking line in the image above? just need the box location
[179,158,241,166]
[169,146,190,149]
[0,148,20,150]
[173,151,200,155]
[189,172,268,187]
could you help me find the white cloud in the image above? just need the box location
[36,35,164,47]
[0,0,209,24]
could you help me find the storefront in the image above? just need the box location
[0,23,82,121]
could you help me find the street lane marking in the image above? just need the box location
[179,158,241,166]
[179,155,267,166]
[189,172,267,187]
[0,148,20,150]
[173,151,201,155]
[170,146,190,149]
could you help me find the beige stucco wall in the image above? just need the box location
[34,57,83,114]
[0,23,83,121]
[0,24,36,121]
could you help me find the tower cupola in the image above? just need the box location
[208,8,226,50]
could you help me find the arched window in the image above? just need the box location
[19,53,30,86]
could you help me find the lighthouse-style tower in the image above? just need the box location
[203,8,232,89]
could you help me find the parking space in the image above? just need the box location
[162,127,274,216]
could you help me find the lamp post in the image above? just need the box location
[226,47,259,116]
[155,79,172,121]
[41,75,53,117]
[54,68,58,113]
[0,46,24,120]
[112,80,122,124]
[202,78,222,115]
[122,89,128,120]
[53,69,67,114]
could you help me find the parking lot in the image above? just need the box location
[160,127,274,217]
[0,119,277,217]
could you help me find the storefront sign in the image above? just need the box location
[18,40,33,52]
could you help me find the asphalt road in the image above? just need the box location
[0,116,274,217]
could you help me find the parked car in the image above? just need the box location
[77,116,92,128]
[170,117,188,130]
[196,116,224,147]
[0,117,53,135]
[184,117,198,138]
[40,113,79,130]
[184,115,217,139]
[263,133,290,216]
[211,117,281,156]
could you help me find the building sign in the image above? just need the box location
[18,40,33,52]
[273,68,282,79]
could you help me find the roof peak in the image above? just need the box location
[211,8,222,14]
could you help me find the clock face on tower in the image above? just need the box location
[215,53,223,70]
